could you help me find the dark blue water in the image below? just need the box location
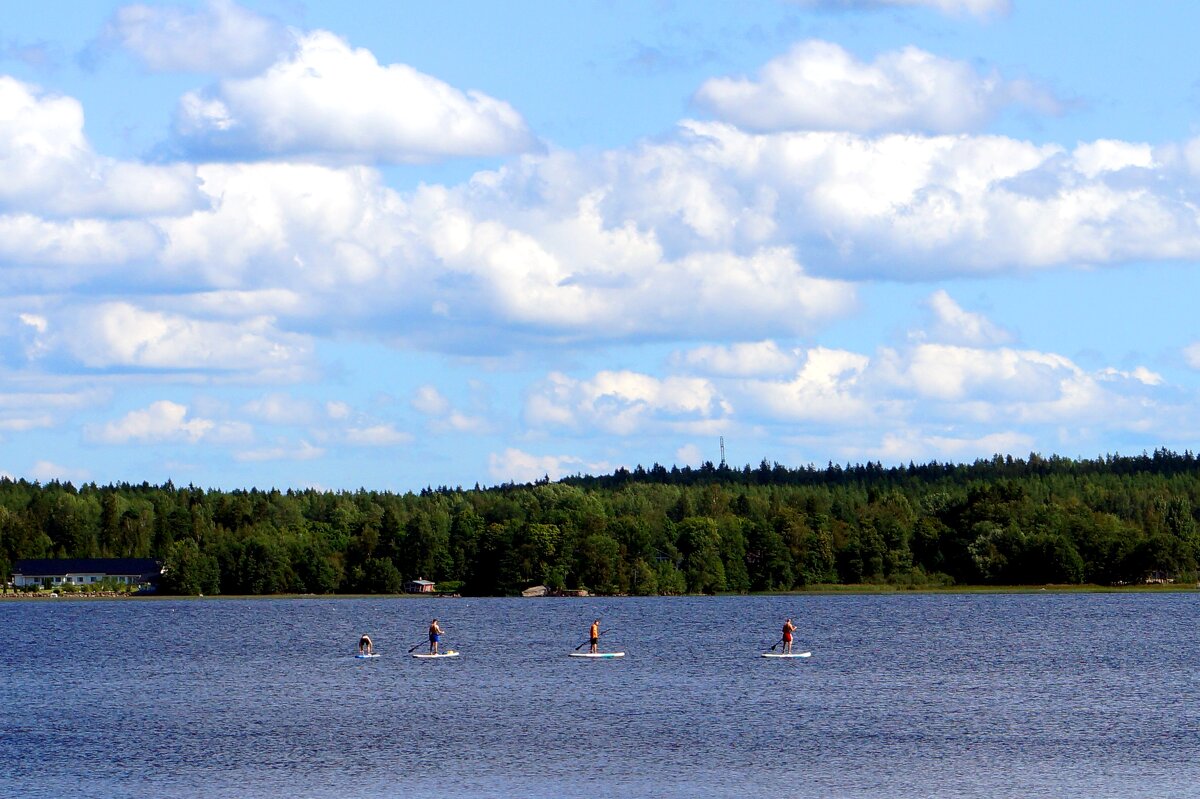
[2,593,1198,798]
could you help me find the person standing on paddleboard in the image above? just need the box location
[428,619,443,654]
[781,618,796,654]
[589,619,601,654]
[359,634,374,655]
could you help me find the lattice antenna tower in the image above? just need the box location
[719,436,726,469]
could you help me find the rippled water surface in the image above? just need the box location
[3,593,1198,798]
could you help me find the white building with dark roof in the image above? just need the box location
[12,558,163,589]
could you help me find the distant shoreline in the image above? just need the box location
[3,583,1196,601]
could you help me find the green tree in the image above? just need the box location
[577,532,621,592]
[402,508,452,581]
[161,539,220,595]
[718,519,751,593]
[448,505,484,584]
[799,524,837,585]
[654,559,687,594]
[1012,534,1085,584]
[677,517,726,594]
[291,538,342,593]
[99,492,121,556]
[746,521,793,590]
[355,557,403,593]
[230,534,295,594]
[629,558,659,595]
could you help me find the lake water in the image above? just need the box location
[2,592,1198,798]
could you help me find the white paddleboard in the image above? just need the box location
[355,653,380,659]
[411,650,460,659]
[761,651,811,659]
[569,652,625,658]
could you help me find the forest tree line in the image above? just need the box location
[2,449,1199,595]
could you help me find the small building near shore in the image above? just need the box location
[404,578,436,594]
[12,558,163,590]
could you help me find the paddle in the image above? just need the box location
[574,629,615,650]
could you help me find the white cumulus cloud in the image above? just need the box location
[101,0,291,76]
[88,400,249,444]
[675,340,800,377]
[343,424,412,447]
[145,155,858,351]
[1072,139,1156,179]
[241,393,319,425]
[411,384,490,433]
[924,290,1013,346]
[30,460,91,484]
[0,76,201,217]
[740,338,1165,437]
[878,343,1079,403]
[511,321,1174,467]
[0,215,161,269]
[174,30,537,163]
[858,430,1035,464]
[667,295,1177,464]
[789,0,1010,18]
[675,443,705,466]
[0,387,104,433]
[743,347,874,423]
[1184,343,1200,370]
[525,370,732,435]
[488,448,608,484]
[627,121,1200,275]
[412,385,451,416]
[10,117,1200,358]
[53,302,313,378]
[18,313,47,334]
[441,411,490,434]
[10,58,1200,363]
[694,41,1053,134]
[235,438,323,462]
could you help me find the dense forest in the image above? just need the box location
[3,449,1200,596]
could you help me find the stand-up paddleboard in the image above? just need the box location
[569,652,625,658]
[761,651,811,659]
[411,650,460,659]
[355,653,380,659]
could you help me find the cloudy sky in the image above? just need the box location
[1,0,1198,490]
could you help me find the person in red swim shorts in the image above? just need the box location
[781,618,796,654]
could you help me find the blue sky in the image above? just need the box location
[2,0,1199,491]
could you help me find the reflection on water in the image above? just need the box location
[2,593,1198,798]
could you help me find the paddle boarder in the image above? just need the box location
[589,618,601,654]
[358,633,374,655]
[428,619,443,654]
[781,618,796,655]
